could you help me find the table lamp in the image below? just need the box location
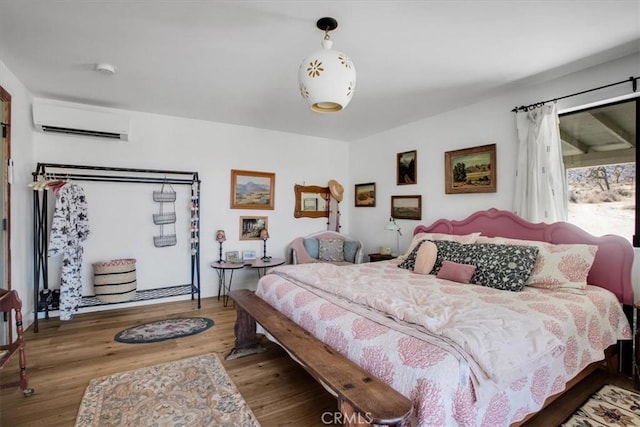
[260,228,271,262]
[384,217,402,256]
[215,230,226,262]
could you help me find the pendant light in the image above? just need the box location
[298,17,356,113]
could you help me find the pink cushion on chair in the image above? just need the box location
[436,261,477,283]
[289,238,316,264]
[414,241,438,275]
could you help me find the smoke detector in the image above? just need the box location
[95,63,116,75]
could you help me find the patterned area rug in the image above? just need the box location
[563,384,640,426]
[114,317,214,343]
[75,353,261,427]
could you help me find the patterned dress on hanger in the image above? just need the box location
[48,182,90,320]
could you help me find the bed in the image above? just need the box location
[239,208,634,426]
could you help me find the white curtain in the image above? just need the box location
[513,103,568,223]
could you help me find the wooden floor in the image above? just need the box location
[0,297,634,426]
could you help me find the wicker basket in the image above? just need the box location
[152,212,176,225]
[93,258,137,303]
[153,190,176,202]
[153,234,177,247]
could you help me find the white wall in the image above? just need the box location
[350,52,640,297]
[3,50,639,329]
[0,60,34,325]
[28,101,350,323]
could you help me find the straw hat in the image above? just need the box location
[328,179,344,202]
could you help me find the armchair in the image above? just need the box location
[288,230,364,265]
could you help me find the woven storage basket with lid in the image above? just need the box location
[93,258,137,303]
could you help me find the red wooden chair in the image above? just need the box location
[0,289,34,396]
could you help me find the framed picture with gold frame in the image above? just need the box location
[391,195,422,220]
[354,182,376,207]
[239,216,268,240]
[230,169,275,209]
[225,251,241,264]
[444,144,496,194]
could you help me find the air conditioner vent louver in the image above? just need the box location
[32,99,130,141]
[40,125,122,139]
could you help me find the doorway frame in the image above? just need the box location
[1,84,11,291]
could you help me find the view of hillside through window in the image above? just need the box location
[567,163,636,242]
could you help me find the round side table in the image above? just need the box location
[250,257,285,278]
[210,261,245,307]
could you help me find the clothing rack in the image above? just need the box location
[32,163,201,332]
[511,75,639,112]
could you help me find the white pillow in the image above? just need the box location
[399,232,481,261]
[475,236,597,291]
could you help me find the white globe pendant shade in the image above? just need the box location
[299,34,356,113]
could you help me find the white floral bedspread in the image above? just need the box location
[255,261,631,426]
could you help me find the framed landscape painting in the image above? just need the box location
[230,169,275,209]
[239,216,268,240]
[397,150,417,185]
[354,182,376,207]
[391,195,422,220]
[225,251,241,264]
[444,144,496,194]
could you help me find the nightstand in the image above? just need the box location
[368,253,395,262]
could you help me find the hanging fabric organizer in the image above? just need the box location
[31,163,201,333]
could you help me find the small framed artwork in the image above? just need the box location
[230,169,275,210]
[303,197,318,211]
[225,251,241,264]
[354,182,376,207]
[239,216,268,240]
[391,195,422,220]
[397,150,417,185]
[242,250,257,261]
[444,143,496,194]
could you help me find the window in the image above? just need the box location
[560,98,638,247]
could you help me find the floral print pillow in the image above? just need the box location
[424,240,539,291]
[398,232,481,261]
[402,239,539,292]
[398,240,426,270]
[476,236,598,291]
[318,238,345,262]
[469,243,539,292]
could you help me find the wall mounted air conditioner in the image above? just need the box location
[32,99,130,141]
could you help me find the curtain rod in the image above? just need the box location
[32,163,200,185]
[511,76,638,113]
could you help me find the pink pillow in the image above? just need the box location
[414,241,438,274]
[289,238,315,264]
[436,261,476,284]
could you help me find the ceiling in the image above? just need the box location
[560,99,637,168]
[0,1,639,142]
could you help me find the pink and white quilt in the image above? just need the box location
[255,260,631,426]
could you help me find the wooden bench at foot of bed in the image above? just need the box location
[226,289,413,427]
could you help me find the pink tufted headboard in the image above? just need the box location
[414,208,635,305]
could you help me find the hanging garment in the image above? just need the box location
[48,182,90,320]
[513,104,568,223]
